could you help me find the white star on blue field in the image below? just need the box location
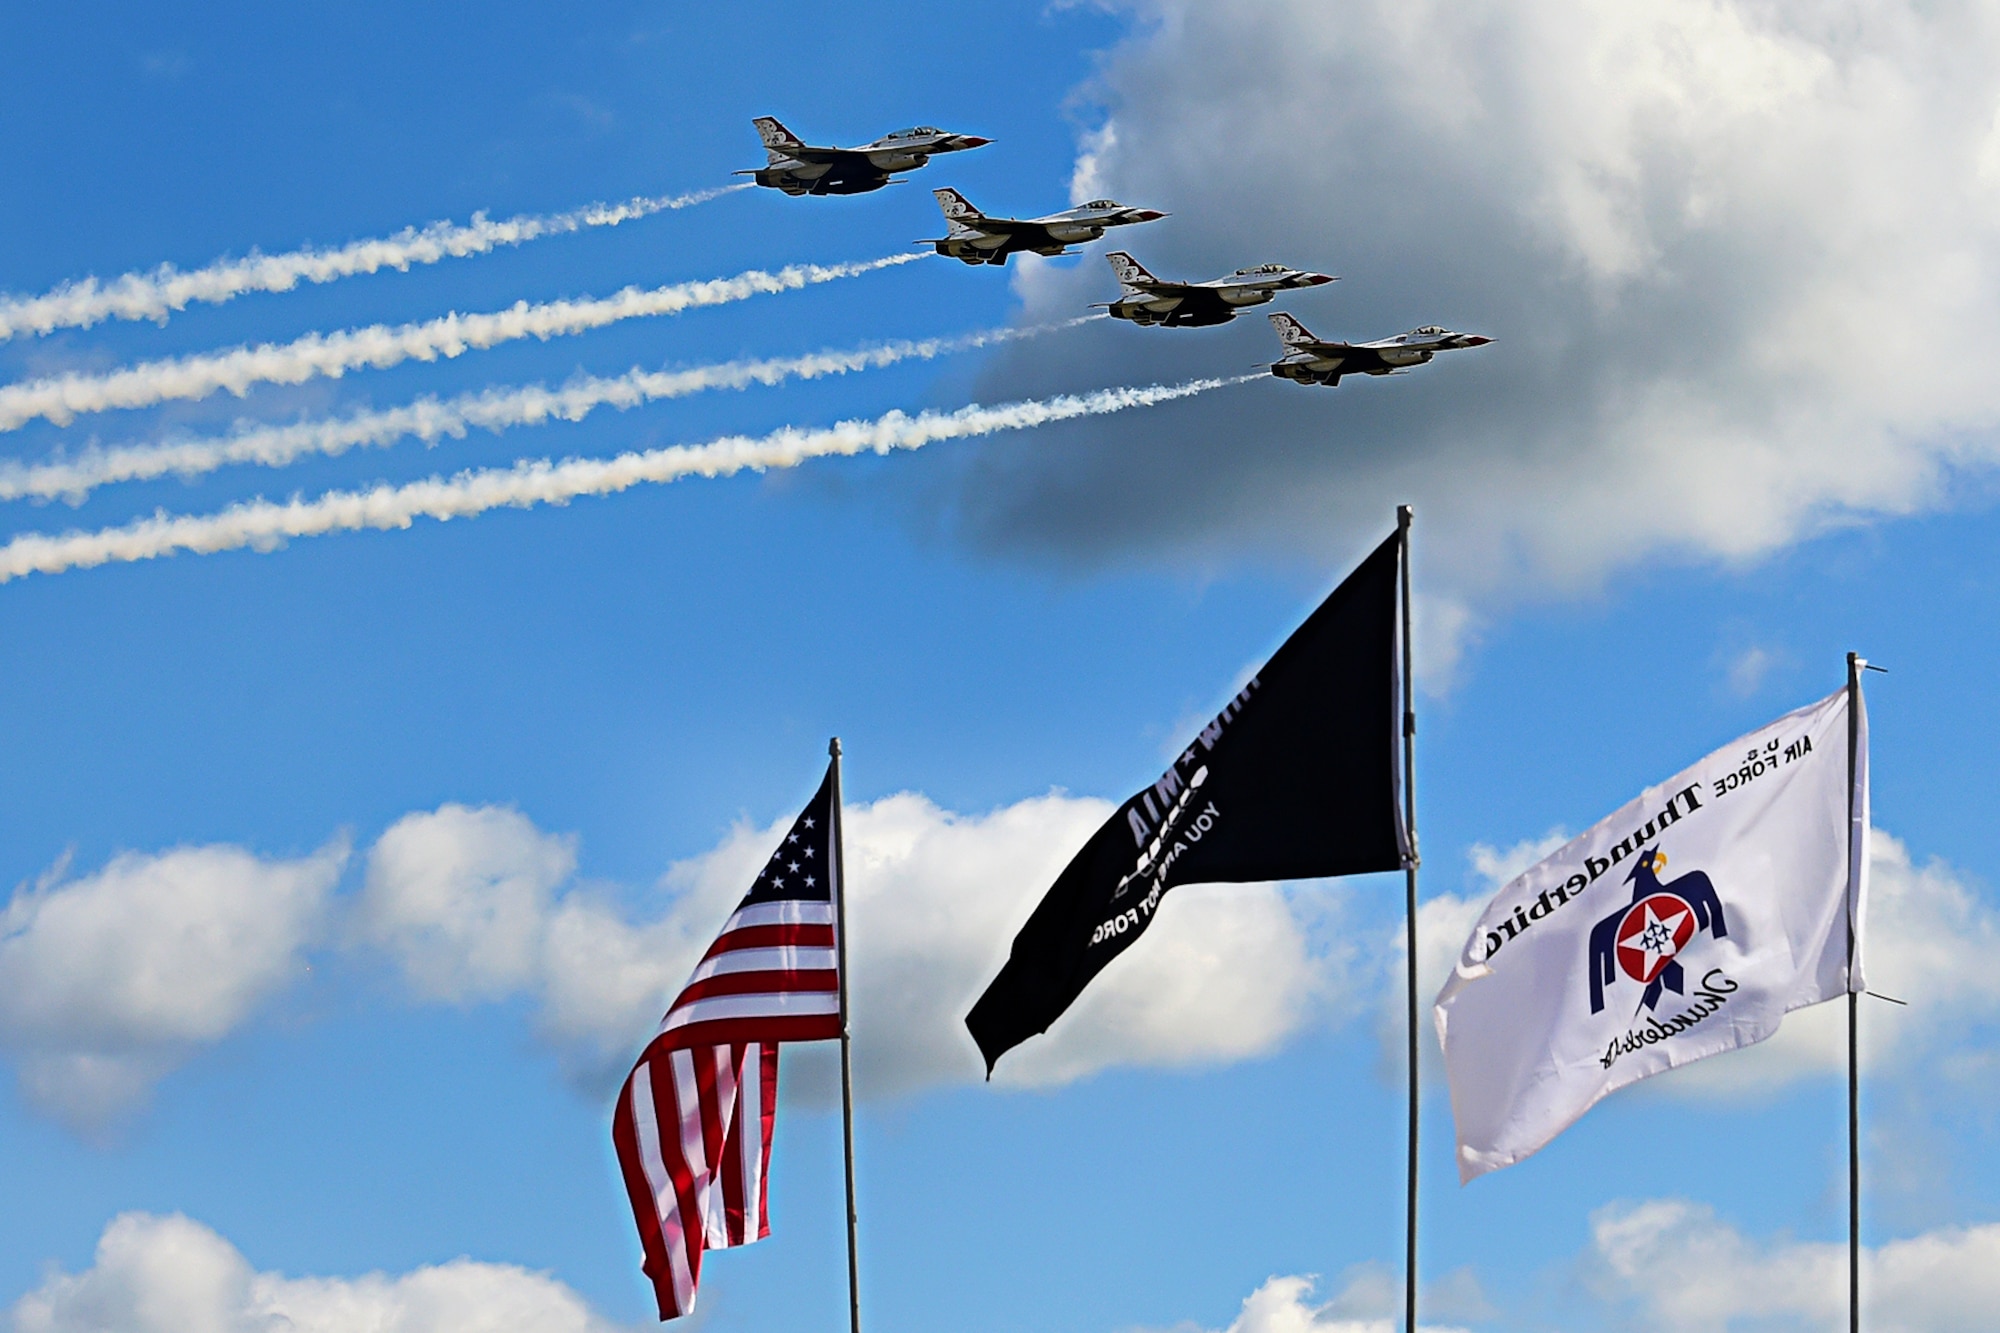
[3,4,1999,1331]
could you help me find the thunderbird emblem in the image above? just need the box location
[1587,849,1728,1014]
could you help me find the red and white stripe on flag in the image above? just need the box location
[612,894,843,1320]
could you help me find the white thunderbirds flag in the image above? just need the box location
[1435,685,1869,1183]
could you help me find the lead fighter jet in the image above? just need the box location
[1266,313,1491,386]
[925,188,1167,266]
[741,117,990,196]
[1100,252,1335,327]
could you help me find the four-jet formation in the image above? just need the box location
[925,188,1167,266]
[1265,313,1492,386]
[1099,252,1335,327]
[748,112,1491,391]
[740,117,990,196]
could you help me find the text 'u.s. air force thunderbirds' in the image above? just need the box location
[741,117,990,196]
[926,189,1167,265]
[1266,312,1491,386]
[1099,252,1335,327]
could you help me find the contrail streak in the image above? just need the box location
[0,374,1257,583]
[0,183,751,342]
[0,317,1102,504]
[0,252,925,432]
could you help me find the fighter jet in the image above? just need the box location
[925,188,1167,265]
[740,117,990,196]
[1099,252,1335,327]
[1266,313,1492,386]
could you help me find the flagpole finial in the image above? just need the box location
[1397,503,1414,530]
[830,736,843,758]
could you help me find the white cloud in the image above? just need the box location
[1591,1198,2000,1331]
[8,1212,627,1333]
[1724,644,1777,698]
[354,804,702,1081]
[358,805,577,1004]
[1140,1204,2000,1331]
[531,891,721,1076]
[946,0,2000,655]
[1144,1270,1477,1333]
[0,840,347,1129]
[365,794,1353,1099]
[1465,831,1571,894]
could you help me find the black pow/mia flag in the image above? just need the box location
[965,529,1408,1074]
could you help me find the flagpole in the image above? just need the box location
[1844,656,1861,1333]
[829,737,863,1333]
[1397,504,1420,1333]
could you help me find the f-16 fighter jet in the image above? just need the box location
[741,117,990,196]
[1266,313,1492,386]
[926,188,1167,265]
[1100,252,1335,327]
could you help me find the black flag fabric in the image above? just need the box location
[965,529,1408,1073]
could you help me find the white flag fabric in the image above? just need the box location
[1435,685,1869,1183]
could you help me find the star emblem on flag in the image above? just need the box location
[1614,895,1695,984]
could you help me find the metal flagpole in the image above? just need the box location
[1844,656,1861,1333]
[1397,505,1420,1333]
[829,737,863,1333]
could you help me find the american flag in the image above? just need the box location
[612,762,844,1320]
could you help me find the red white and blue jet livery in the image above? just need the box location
[1266,312,1492,386]
[1099,251,1335,327]
[926,188,1167,265]
[740,117,990,196]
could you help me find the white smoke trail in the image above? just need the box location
[0,183,750,342]
[0,317,1102,505]
[0,253,926,433]
[0,374,1257,583]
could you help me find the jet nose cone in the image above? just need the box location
[958,136,992,149]
[1305,272,1336,285]
[1131,209,1168,221]
[1464,335,1493,346]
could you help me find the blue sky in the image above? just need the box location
[5,4,2000,1331]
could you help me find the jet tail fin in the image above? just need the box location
[1268,311,1318,347]
[933,187,982,222]
[1105,251,1156,290]
[753,116,804,151]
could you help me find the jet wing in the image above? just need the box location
[1284,342,1391,372]
[1108,281,1240,325]
[918,220,1039,242]
[956,215,1046,236]
[1317,343,1390,371]
[780,146,864,166]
